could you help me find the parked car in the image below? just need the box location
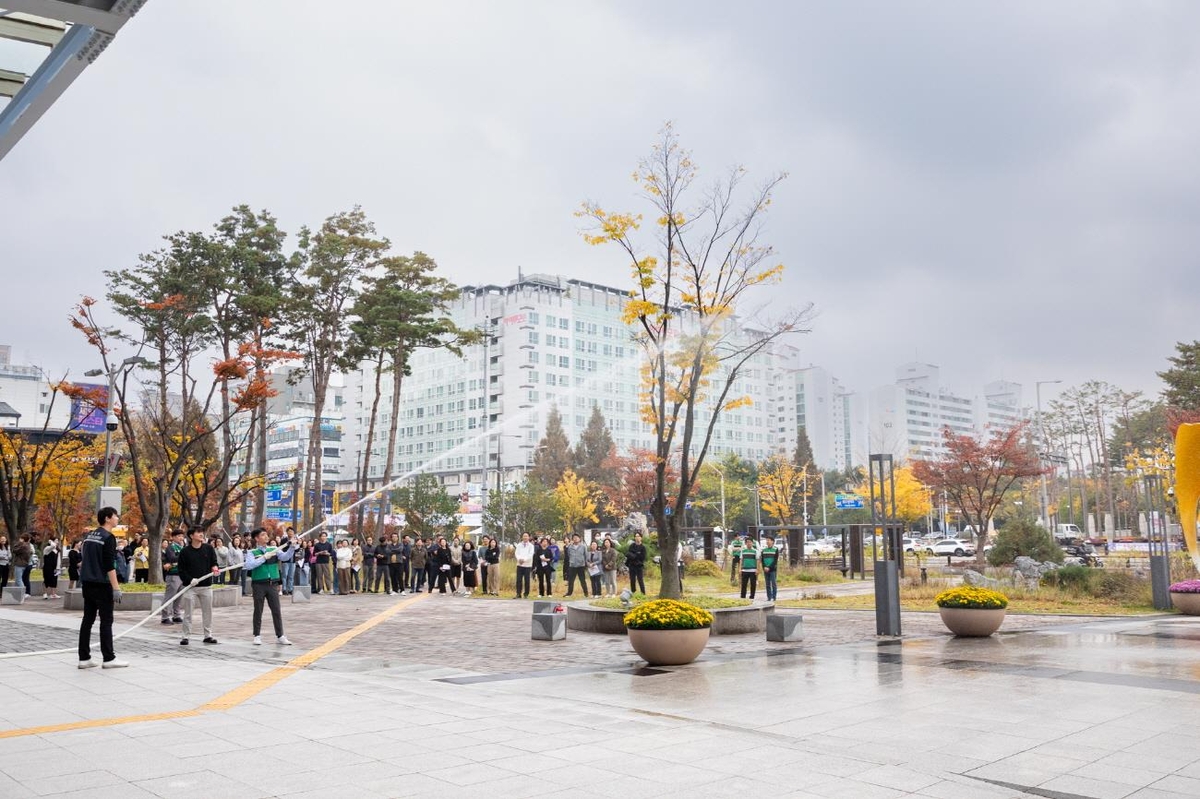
[927,539,976,557]
[805,538,842,557]
[902,537,919,554]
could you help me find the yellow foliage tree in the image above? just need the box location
[33,435,106,540]
[855,466,933,524]
[577,124,814,598]
[758,456,806,525]
[554,470,599,534]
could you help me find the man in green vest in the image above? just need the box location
[728,536,743,585]
[760,536,781,601]
[739,537,759,599]
[244,528,292,647]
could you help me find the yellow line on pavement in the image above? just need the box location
[0,709,201,740]
[200,591,427,711]
[0,593,428,739]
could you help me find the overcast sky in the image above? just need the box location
[2,0,1197,407]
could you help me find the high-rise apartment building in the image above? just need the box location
[340,273,799,498]
[794,366,866,472]
[868,363,1026,463]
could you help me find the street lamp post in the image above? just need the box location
[84,355,150,509]
[1035,379,1062,531]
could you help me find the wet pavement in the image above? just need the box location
[0,592,1197,798]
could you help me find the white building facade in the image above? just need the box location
[794,366,866,472]
[867,363,1026,463]
[341,273,800,499]
[0,345,73,430]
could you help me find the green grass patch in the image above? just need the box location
[119,583,167,593]
[776,576,1158,616]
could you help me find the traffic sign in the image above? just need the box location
[266,488,283,503]
[272,470,291,481]
[835,493,864,510]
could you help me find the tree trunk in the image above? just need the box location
[306,373,329,530]
[382,348,406,522]
[357,351,385,537]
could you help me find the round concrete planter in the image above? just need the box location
[938,606,1006,637]
[1170,591,1200,615]
[627,627,710,665]
[568,601,772,635]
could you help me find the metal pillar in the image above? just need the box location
[869,453,901,636]
[1144,474,1172,610]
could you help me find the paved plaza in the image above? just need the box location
[1,591,1199,799]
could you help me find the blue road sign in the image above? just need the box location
[266,488,283,503]
[835,493,865,510]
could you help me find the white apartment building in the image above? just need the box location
[228,374,346,523]
[868,363,1026,463]
[341,273,799,498]
[794,366,866,472]
[0,344,72,430]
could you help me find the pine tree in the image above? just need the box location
[530,406,573,487]
[574,406,615,484]
[1159,341,1200,410]
[794,428,816,471]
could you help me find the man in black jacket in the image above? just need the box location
[177,527,220,646]
[78,507,127,669]
[626,532,647,595]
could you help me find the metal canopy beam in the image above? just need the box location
[0,67,26,97]
[0,1,129,34]
[0,12,67,46]
[0,21,91,159]
[0,1,149,162]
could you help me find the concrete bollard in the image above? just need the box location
[766,613,803,642]
[291,585,311,603]
[532,612,566,641]
[1,586,26,605]
[532,600,559,615]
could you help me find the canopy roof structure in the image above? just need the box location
[0,1,148,161]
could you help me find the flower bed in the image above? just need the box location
[623,599,713,630]
[935,586,1009,610]
[1169,580,1200,593]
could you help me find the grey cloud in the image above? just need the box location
[0,0,1195,408]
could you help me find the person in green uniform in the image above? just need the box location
[760,536,780,601]
[244,528,292,646]
[739,537,759,599]
[728,535,743,585]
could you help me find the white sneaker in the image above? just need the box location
[252,636,262,646]
[277,636,292,646]
[387,590,393,595]
[102,658,129,669]
[78,659,97,669]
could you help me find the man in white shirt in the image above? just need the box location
[513,532,534,599]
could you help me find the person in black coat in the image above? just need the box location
[432,537,453,594]
[534,536,555,598]
[625,532,647,595]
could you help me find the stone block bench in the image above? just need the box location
[766,612,803,642]
[64,588,163,612]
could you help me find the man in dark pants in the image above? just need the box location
[626,532,647,595]
[564,533,589,597]
[78,507,128,669]
[245,528,291,646]
[362,535,376,592]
